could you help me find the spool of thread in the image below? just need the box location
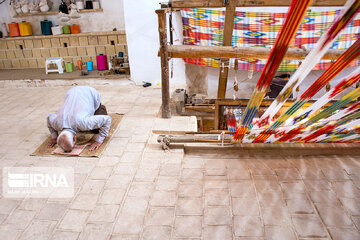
[87,61,93,71]
[85,1,93,9]
[76,1,84,10]
[51,25,63,35]
[70,24,80,34]
[63,25,71,34]
[18,22,32,36]
[65,62,74,72]
[41,20,53,35]
[8,22,20,37]
[93,1,100,9]
[118,52,124,57]
[96,54,108,71]
[77,60,82,70]
[2,23,8,38]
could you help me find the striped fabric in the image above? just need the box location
[181,8,360,71]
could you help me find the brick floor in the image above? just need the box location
[0,84,359,239]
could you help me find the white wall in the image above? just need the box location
[123,0,185,86]
[0,0,125,35]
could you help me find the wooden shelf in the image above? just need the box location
[0,30,125,41]
[14,8,103,17]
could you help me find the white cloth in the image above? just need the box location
[47,86,111,143]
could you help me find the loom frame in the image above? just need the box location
[156,0,353,119]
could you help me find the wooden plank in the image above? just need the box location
[156,9,171,118]
[159,134,232,143]
[184,105,215,112]
[165,45,356,60]
[168,0,346,8]
[217,0,236,99]
[153,130,233,135]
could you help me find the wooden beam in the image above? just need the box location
[165,45,356,60]
[156,9,171,119]
[168,0,346,8]
[157,134,232,143]
[217,0,236,99]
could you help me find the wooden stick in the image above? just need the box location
[158,134,232,143]
[156,9,171,119]
[153,130,236,135]
[217,0,236,99]
[164,45,355,60]
[168,0,346,8]
[194,139,232,143]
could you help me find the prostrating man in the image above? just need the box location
[47,86,111,152]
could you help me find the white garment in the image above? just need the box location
[47,86,111,143]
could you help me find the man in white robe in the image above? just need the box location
[47,86,111,152]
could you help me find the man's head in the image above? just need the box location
[57,130,77,152]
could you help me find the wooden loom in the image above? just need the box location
[156,0,360,147]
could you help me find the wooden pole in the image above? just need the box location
[156,9,171,119]
[157,134,232,143]
[168,0,346,8]
[217,0,236,99]
[164,45,356,60]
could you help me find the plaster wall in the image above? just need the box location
[123,0,186,85]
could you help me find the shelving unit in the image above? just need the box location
[14,8,103,17]
[0,30,127,70]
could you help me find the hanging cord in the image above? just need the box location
[233,59,239,100]
[168,9,181,79]
[227,53,255,96]
[171,58,174,79]
[221,131,225,146]
[234,59,239,91]
[248,63,254,79]
[168,10,180,43]
[229,58,258,99]
[226,74,252,101]
[169,10,174,45]
[0,0,7,5]
[169,10,174,79]
[227,75,251,92]
[233,48,240,99]
[218,131,226,146]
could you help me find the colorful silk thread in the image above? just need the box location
[232,0,313,143]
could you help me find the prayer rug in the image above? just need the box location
[52,144,89,156]
[31,113,123,157]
